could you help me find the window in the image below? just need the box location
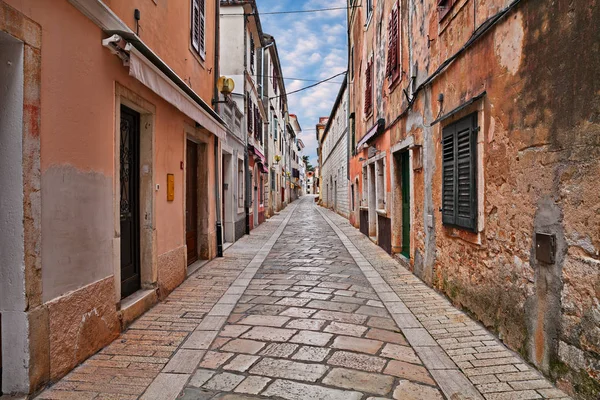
[351,184,355,210]
[237,158,245,209]
[191,0,206,59]
[350,113,356,155]
[376,158,385,210]
[442,113,478,231]
[273,117,278,140]
[250,35,255,74]
[271,170,275,190]
[438,0,456,20]
[386,2,401,85]
[350,46,354,80]
[247,93,253,134]
[364,60,373,116]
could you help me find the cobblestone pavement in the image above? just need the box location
[35,196,571,400]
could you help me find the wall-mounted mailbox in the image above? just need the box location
[167,174,175,202]
[536,233,556,264]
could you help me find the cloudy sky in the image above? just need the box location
[255,0,348,167]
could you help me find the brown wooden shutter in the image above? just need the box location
[386,4,400,82]
[364,61,373,115]
[247,94,253,133]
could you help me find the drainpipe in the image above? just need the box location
[244,13,251,234]
[214,0,223,257]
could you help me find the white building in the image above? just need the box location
[220,0,268,231]
[260,33,288,215]
[319,77,349,217]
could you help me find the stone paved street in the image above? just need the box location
[35,196,571,400]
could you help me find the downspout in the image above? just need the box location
[244,13,251,234]
[346,1,351,183]
[214,0,223,257]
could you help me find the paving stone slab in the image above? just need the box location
[261,379,363,400]
[322,368,395,395]
[250,358,328,382]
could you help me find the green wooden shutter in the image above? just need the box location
[455,115,477,231]
[442,124,456,225]
[442,113,477,231]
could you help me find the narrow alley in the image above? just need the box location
[33,196,569,400]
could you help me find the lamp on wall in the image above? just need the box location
[212,76,235,105]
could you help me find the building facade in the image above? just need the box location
[346,0,600,397]
[319,77,349,218]
[0,0,226,394]
[220,0,268,232]
[260,33,288,216]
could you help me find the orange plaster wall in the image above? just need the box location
[105,0,217,105]
[4,0,205,286]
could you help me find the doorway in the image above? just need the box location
[120,105,141,298]
[186,140,199,265]
[222,152,234,243]
[253,165,259,228]
[393,150,411,257]
[368,163,377,238]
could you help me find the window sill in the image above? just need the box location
[443,225,482,246]
[189,43,207,66]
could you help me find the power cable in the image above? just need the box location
[221,6,359,16]
[269,71,347,100]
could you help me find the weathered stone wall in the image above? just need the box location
[348,0,600,397]
[423,1,600,397]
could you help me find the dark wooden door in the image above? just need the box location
[360,209,369,237]
[120,105,141,298]
[186,141,198,265]
[401,151,411,258]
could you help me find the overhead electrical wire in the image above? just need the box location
[221,5,359,16]
[269,71,347,100]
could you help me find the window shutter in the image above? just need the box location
[247,94,253,133]
[191,0,200,52]
[198,0,206,58]
[386,4,400,81]
[455,115,477,230]
[250,36,255,73]
[364,61,373,115]
[442,125,456,226]
[442,114,478,231]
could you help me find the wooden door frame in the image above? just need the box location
[186,140,199,265]
[185,126,211,261]
[114,84,156,303]
[119,105,142,298]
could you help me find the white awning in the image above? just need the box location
[128,48,226,139]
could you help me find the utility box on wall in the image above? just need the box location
[536,233,556,264]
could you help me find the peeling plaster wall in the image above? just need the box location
[349,0,600,397]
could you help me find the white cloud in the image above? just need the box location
[256,0,348,165]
